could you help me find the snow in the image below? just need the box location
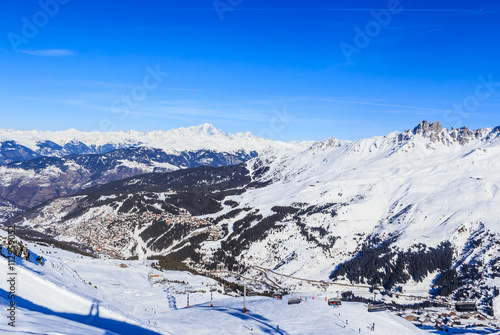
[6,121,500,302]
[0,235,428,334]
[0,308,119,335]
[485,278,500,318]
[495,295,500,320]
[0,124,313,155]
[114,159,179,172]
[158,296,427,335]
[2,121,500,333]
[207,123,500,284]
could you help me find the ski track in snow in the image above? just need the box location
[0,236,431,335]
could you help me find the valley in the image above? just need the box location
[2,121,500,333]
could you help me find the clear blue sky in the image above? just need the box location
[0,0,499,141]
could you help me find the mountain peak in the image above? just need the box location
[309,137,347,151]
[179,123,224,137]
[400,120,500,146]
[197,123,221,135]
[412,120,442,136]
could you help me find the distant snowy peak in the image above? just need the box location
[3,121,499,166]
[399,120,500,146]
[0,124,231,150]
[136,123,309,153]
[171,123,225,137]
[0,124,312,165]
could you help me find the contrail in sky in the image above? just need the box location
[159,8,489,13]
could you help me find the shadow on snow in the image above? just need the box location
[195,303,289,335]
[1,288,162,335]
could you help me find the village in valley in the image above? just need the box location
[58,210,219,258]
[15,193,219,259]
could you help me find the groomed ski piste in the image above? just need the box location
[0,232,498,334]
[0,232,421,335]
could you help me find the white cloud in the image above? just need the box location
[20,49,74,57]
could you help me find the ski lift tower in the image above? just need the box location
[209,286,217,308]
[186,285,193,308]
[243,280,247,313]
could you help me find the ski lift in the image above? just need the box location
[455,301,477,312]
[328,298,342,307]
[367,302,386,312]
[287,298,301,305]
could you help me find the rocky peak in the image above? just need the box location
[309,137,347,151]
[412,120,443,137]
[401,120,500,146]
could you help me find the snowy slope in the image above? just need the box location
[202,122,500,307]
[6,121,500,316]
[0,197,22,223]
[0,307,121,335]
[0,232,433,335]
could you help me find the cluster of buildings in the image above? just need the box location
[140,211,212,228]
[63,218,132,258]
[58,210,214,258]
[207,225,224,241]
[398,306,498,332]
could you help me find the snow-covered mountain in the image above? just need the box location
[0,230,438,334]
[0,147,258,208]
[0,123,312,165]
[0,197,23,224]
[5,120,500,316]
[0,124,313,208]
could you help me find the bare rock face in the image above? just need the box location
[412,120,443,139]
[400,120,500,146]
[309,137,347,151]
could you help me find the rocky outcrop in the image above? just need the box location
[412,120,443,138]
[398,120,500,146]
[309,137,347,151]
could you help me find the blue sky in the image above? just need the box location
[0,0,499,141]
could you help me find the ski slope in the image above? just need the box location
[0,236,429,334]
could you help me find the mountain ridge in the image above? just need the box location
[3,120,500,314]
[7,120,500,312]
[0,123,314,165]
